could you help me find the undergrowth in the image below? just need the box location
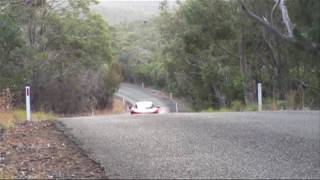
[0,110,56,129]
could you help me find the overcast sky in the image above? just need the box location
[98,0,156,1]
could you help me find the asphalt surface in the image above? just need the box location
[59,111,320,179]
[115,83,176,113]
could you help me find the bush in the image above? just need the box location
[204,107,215,112]
[230,100,243,111]
[219,107,231,112]
[245,104,258,111]
[263,97,275,111]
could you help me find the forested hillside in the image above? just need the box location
[1,0,319,113]
[0,0,122,114]
[110,0,320,111]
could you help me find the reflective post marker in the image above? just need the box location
[175,102,178,113]
[25,86,31,121]
[257,83,262,111]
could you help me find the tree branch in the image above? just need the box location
[279,0,293,38]
[238,0,289,40]
[271,0,280,26]
[238,0,320,55]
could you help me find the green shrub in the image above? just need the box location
[263,97,275,110]
[219,107,231,112]
[230,100,243,111]
[204,107,215,112]
[245,104,258,111]
[277,100,287,110]
[286,91,296,110]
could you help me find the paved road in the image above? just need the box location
[115,83,176,113]
[59,111,320,179]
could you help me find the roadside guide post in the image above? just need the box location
[169,92,178,113]
[258,83,262,111]
[142,82,144,88]
[175,101,178,113]
[25,86,32,121]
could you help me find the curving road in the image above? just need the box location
[58,84,320,179]
[115,83,177,113]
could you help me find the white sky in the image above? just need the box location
[98,0,178,1]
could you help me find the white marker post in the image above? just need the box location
[25,86,31,121]
[257,83,262,112]
[175,102,178,113]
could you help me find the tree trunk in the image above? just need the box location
[279,0,293,38]
[239,0,320,55]
[211,84,226,107]
[239,30,256,105]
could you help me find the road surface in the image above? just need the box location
[115,83,177,113]
[59,111,320,179]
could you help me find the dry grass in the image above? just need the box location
[0,111,15,129]
[0,169,12,179]
[0,110,57,130]
[93,98,127,115]
[1,98,125,128]
[111,99,128,114]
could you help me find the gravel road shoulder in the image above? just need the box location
[0,121,106,179]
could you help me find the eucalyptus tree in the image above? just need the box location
[157,0,244,109]
[239,0,320,55]
[0,0,121,113]
[239,0,320,108]
[157,0,320,110]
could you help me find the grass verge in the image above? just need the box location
[0,110,57,130]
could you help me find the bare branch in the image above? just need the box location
[238,0,289,41]
[279,0,293,38]
[261,29,279,70]
[271,0,280,26]
[238,0,320,55]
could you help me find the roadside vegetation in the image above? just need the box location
[0,0,318,178]
[0,0,122,115]
[0,1,121,176]
[109,0,320,111]
[0,110,56,129]
[2,0,318,116]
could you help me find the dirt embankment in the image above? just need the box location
[0,97,128,178]
[0,121,106,179]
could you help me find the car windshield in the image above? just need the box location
[136,101,154,109]
[146,103,155,109]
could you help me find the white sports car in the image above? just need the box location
[129,101,160,114]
